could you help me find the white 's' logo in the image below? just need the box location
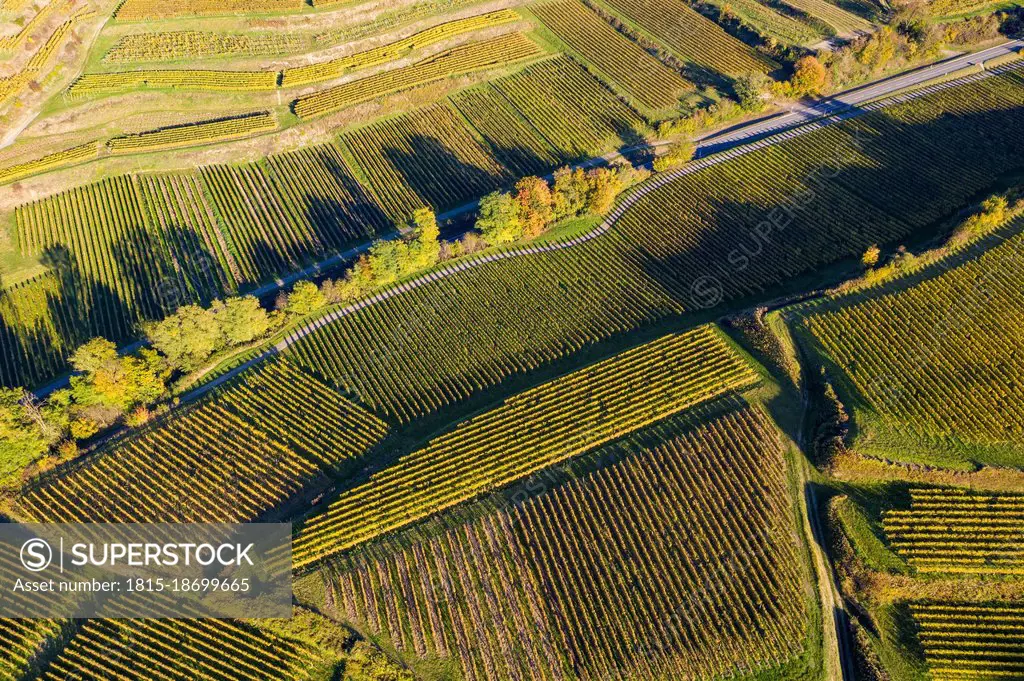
[20,539,52,572]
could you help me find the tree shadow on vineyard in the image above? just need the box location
[382,135,507,214]
[486,141,558,179]
[610,118,652,161]
[0,288,57,389]
[680,61,734,92]
[312,150,392,241]
[41,245,135,346]
[634,107,1024,318]
[303,196,389,250]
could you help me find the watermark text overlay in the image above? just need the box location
[0,523,292,619]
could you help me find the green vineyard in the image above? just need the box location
[803,212,1024,467]
[884,488,1024,574]
[911,602,1024,681]
[292,32,543,118]
[0,618,64,680]
[286,70,1024,424]
[199,144,388,282]
[450,87,562,176]
[292,326,759,566]
[532,0,691,111]
[601,0,775,75]
[0,140,388,388]
[342,103,513,219]
[0,540,68,679]
[780,0,872,33]
[332,405,808,680]
[3,0,1023,675]
[491,55,646,160]
[15,359,389,523]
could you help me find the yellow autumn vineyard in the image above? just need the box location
[292,32,543,118]
[884,488,1024,574]
[281,9,521,87]
[66,69,279,98]
[292,326,759,567]
[0,142,100,184]
[107,111,277,153]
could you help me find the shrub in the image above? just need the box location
[653,140,695,172]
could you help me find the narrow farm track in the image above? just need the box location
[184,56,1024,404]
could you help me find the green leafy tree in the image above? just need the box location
[733,72,771,112]
[0,388,48,482]
[144,305,221,371]
[476,191,524,245]
[69,339,168,414]
[552,166,591,220]
[410,207,441,269]
[653,139,695,172]
[286,280,327,316]
[213,296,272,346]
[365,240,407,287]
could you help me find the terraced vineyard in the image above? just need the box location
[281,9,521,87]
[114,0,304,20]
[532,0,690,110]
[15,359,389,523]
[911,602,1024,681]
[0,142,100,185]
[342,103,512,218]
[104,30,309,63]
[803,213,1024,467]
[293,32,543,118]
[108,111,277,153]
[0,3,93,110]
[0,0,72,52]
[884,488,1024,574]
[293,326,759,566]
[332,405,807,680]
[491,55,646,159]
[601,0,775,75]
[67,69,279,99]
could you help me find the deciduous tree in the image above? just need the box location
[476,191,524,245]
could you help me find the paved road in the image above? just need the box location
[30,43,1023,399]
[697,39,1023,156]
